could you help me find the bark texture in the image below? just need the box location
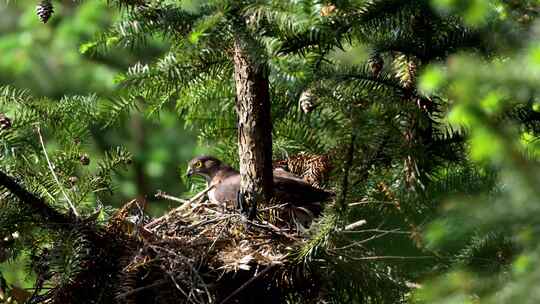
[232,34,273,207]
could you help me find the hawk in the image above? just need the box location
[186,155,333,216]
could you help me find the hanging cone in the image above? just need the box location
[36,0,54,24]
[369,53,384,77]
[0,113,12,130]
[79,154,90,166]
[320,4,337,17]
[299,89,317,113]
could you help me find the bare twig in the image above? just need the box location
[166,272,193,303]
[115,280,167,300]
[188,185,215,204]
[155,190,189,204]
[245,219,297,241]
[145,185,215,230]
[344,219,367,231]
[336,253,435,262]
[191,265,212,304]
[185,214,239,231]
[348,200,398,207]
[218,264,277,304]
[36,126,79,217]
[334,229,399,250]
[342,229,411,234]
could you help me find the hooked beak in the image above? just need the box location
[186,167,194,178]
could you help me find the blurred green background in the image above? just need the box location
[0,0,203,287]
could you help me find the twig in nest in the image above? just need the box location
[344,219,367,231]
[218,264,277,304]
[191,265,212,304]
[167,272,192,303]
[330,252,436,262]
[145,185,215,230]
[115,279,167,300]
[184,214,239,231]
[155,190,189,204]
[245,219,297,241]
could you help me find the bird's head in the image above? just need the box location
[186,155,223,182]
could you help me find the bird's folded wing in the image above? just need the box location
[273,176,333,204]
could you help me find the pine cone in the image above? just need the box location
[80,154,90,166]
[404,60,418,89]
[36,0,54,24]
[299,89,317,113]
[369,54,384,77]
[68,176,78,186]
[320,4,337,17]
[0,113,12,130]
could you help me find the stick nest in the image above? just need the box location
[105,153,333,303]
[109,195,319,304]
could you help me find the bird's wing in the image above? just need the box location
[273,175,333,205]
[209,168,332,212]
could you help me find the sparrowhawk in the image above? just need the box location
[186,155,332,216]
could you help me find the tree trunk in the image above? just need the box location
[232,34,273,209]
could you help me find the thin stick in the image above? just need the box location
[145,185,215,230]
[344,219,367,231]
[342,229,411,234]
[188,184,215,204]
[344,255,435,261]
[329,250,436,262]
[348,201,398,207]
[334,229,398,250]
[184,214,239,231]
[218,264,277,304]
[115,279,167,300]
[36,126,78,217]
[155,190,189,204]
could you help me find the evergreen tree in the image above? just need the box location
[1,0,539,303]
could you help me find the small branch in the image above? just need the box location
[348,200,398,207]
[342,229,411,234]
[188,185,215,204]
[145,185,215,230]
[339,253,435,262]
[155,190,189,204]
[334,229,398,250]
[344,219,367,231]
[184,214,239,231]
[115,279,167,300]
[36,126,79,217]
[218,264,277,304]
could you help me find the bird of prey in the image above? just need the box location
[186,155,333,217]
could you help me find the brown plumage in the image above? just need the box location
[186,156,333,214]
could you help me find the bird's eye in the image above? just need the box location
[194,161,203,168]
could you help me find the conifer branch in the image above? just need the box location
[0,170,71,224]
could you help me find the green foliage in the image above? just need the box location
[1,0,539,303]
